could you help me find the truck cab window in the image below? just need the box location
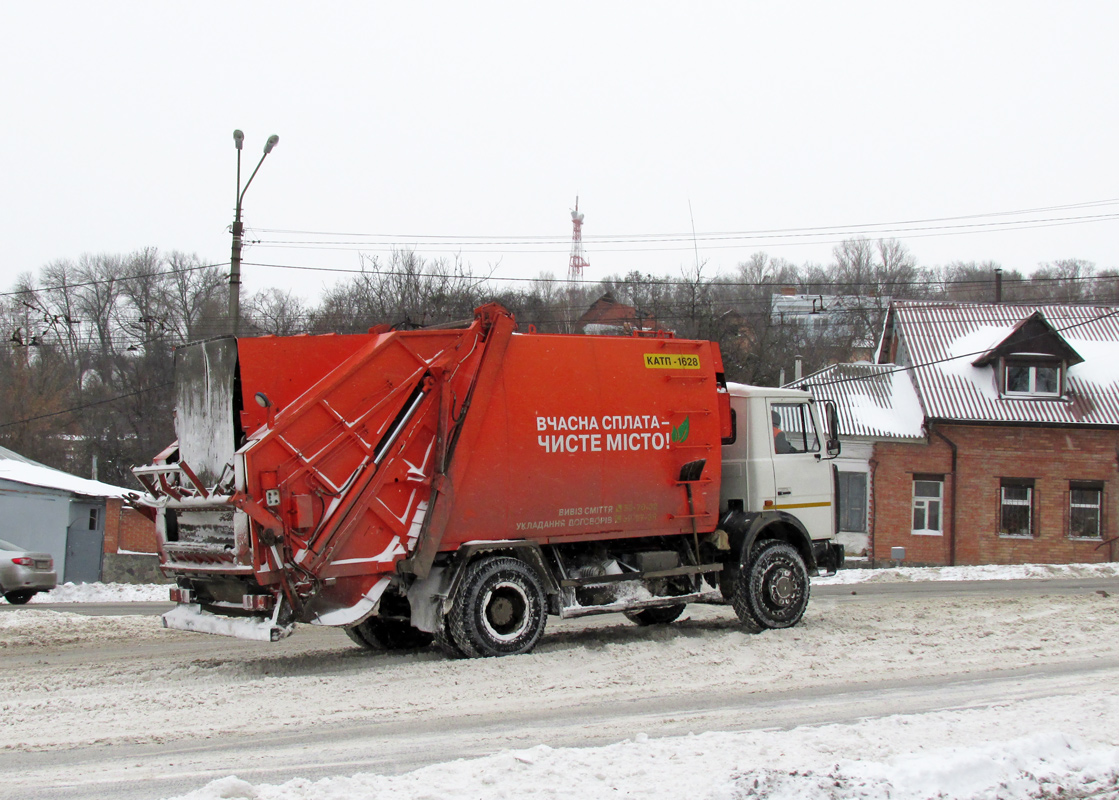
[771,403,819,455]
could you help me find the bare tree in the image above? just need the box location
[244,288,309,336]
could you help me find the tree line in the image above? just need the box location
[2,240,1117,486]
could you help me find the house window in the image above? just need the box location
[1069,482,1103,539]
[1003,359,1061,397]
[838,471,867,533]
[1000,479,1034,537]
[912,476,943,535]
[88,508,99,531]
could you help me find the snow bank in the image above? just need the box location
[10,581,172,603]
[815,561,1119,585]
[167,727,1119,800]
[0,610,167,649]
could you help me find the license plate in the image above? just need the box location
[34,560,51,570]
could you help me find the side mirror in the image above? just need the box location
[825,401,841,457]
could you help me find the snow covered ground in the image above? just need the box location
[173,724,1119,800]
[3,567,1118,799]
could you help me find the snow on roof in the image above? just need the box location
[886,301,1119,425]
[0,445,134,499]
[791,362,925,440]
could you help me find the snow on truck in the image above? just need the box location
[134,303,844,658]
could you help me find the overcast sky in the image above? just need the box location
[3,2,1118,300]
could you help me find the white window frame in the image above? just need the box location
[1003,359,1062,398]
[912,477,943,536]
[999,480,1034,537]
[1069,483,1103,540]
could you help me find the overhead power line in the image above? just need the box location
[254,197,1119,243]
[0,382,173,431]
[248,208,1119,256]
[242,259,1119,289]
[0,261,229,299]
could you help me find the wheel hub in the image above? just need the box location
[482,582,530,641]
[489,597,515,627]
[768,567,796,606]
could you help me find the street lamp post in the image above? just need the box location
[229,130,279,336]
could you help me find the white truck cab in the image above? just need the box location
[720,383,840,546]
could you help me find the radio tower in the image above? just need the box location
[567,197,589,284]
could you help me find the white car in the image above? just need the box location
[0,538,57,604]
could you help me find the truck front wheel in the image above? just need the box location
[732,540,810,631]
[449,556,547,657]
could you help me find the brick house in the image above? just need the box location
[864,301,1119,566]
[576,292,654,335]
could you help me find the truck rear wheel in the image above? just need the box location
[345,617,434,651]
[448,556,547,658]
[623,604,686,626]
[433,613,474,659]
[733,540,809,631]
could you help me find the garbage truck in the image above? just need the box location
[134,303,843,658]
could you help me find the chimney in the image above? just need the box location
[780,286,797,296]
[779,367,786,387]
[994,268,1003,304]
[794,355,803,382]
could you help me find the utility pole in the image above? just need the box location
[229,130,279,336]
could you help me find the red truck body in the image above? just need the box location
[137,304,838,655]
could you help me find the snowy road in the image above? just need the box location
[2,577,1118,799]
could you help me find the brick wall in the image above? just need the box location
[872,424,1119,565]
[102,499,158,555]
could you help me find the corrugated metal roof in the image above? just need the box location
[886,301,1119,426]
[792,363,925,440]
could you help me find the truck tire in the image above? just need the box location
[733,540,809,631]
[433,613,475,659]
[345,617,434,651]
[623,604,686,626]
[448,556,547,658]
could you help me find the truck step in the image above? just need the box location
[558,562,724,589]
[559,587,722,619]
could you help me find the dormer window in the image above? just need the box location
[1004,358,1061,397]
[971,311,1082,401]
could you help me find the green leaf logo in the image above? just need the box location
[671,415,690,444]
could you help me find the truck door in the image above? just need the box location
[769,401,834,539]
[721,394,778,515]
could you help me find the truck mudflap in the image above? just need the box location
[162,602,295,643]
[305,576,392,627]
